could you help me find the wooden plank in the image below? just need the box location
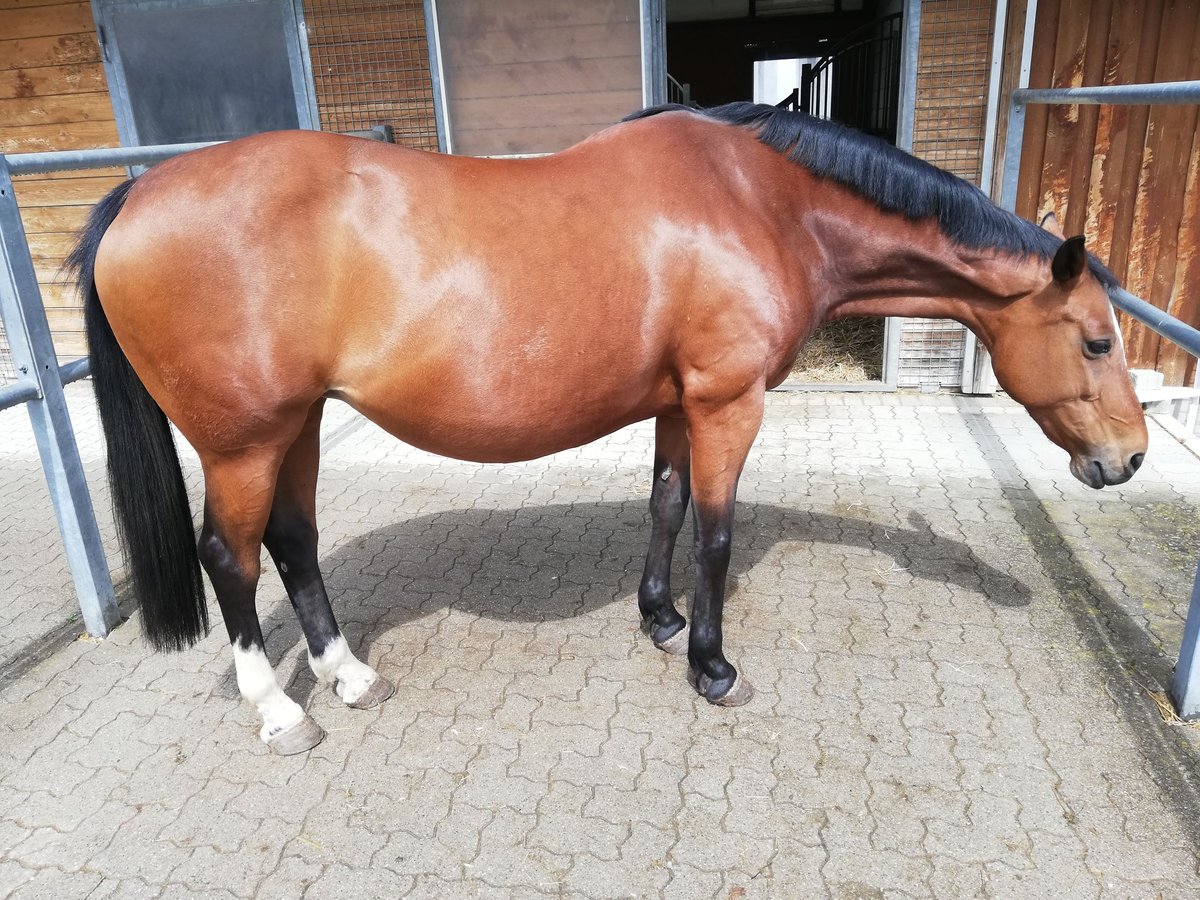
[1145,3,1200,383]
[26,231,76,262]
[1060,0,1111,238]
[0,1,92,41]
[437,0,639,35]
[1166,122,1200,386]
[439,56,639,99]
[0,118,119,152]
[0,33,100,70]
[1124,0,1199,373]
[1103,0,1162,298]
[452,121,631,157]
[0,63,107,100]
[1016,0,1061,220]
[449,89,640,132]
[1084,1,1152,269]
[1035,0,1090,224]
[0,0,85,10]
[40,281,84,310]
[15,203,89,234]
[12,174,124,207]
[0,91,113,127]
[440,22,639,69]
[15,166,125,180]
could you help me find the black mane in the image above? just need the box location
[625,102,1118,289]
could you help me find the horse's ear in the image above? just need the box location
[1052,235,1087,284]
[1040,211,1065,238]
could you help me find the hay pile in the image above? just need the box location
[790,317,884,383]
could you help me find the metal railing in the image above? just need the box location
[0,140,221,638]
[997,78,1200,719]
[800,12,902,142]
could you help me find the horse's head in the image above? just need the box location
[986,218,1148,489]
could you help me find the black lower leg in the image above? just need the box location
[263,506,340,659]
[638,452,690,644]
[688,505,738,700]
[198,517,264,652]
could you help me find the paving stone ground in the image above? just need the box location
[2,383,1200,899]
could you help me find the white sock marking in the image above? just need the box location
[309,634,379,704]
[232,643,306,742]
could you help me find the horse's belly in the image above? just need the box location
[339,370,674,464]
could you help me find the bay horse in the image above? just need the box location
[69,103,1147,754]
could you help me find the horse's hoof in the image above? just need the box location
[689,668,755,707]
[347,675,395,710]
[711,672,755,707]
[266,715,325,755]
[653,623,690,655]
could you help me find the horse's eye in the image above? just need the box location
[1085,339,1113,358]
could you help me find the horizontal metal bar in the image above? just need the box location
[0,377,40,410]
[59,357,90,385]
[1015,80,1200,107]
[1111,288,1200,359]
[6,142,221,176]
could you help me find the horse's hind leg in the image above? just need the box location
[262,400,393,709]
[638,415,691,652]
[197,444,325,755]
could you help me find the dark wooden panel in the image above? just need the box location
[1015,0,1200,384]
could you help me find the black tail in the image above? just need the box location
[66,180,208,651]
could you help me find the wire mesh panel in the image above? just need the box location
[0,321,16,385]
[898,0,996,388]
[303,0,439,150]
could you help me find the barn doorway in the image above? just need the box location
[665,0,905,385]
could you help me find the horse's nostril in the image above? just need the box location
[1130,452,1145,472]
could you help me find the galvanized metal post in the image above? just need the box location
[0,154,119,637]
[1173,567,1200,719]
[640,0,667,109]
[423,0,450,153]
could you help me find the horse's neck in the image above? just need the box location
[806,195,1046,338]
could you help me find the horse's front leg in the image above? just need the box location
[638,414,691,653]
[262,401,393,710]
[683,390,764,706]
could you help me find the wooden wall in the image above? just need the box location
[1016,0,1200,385]
[437,0,643,156]
[0,0,122,362]
[897,0,995,388]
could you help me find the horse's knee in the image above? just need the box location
[695,526,732,572]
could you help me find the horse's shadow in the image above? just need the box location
[249,499,1029,704]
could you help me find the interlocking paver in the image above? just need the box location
[3,384,1200,897]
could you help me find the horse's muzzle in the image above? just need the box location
[1071,452,1144,489]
